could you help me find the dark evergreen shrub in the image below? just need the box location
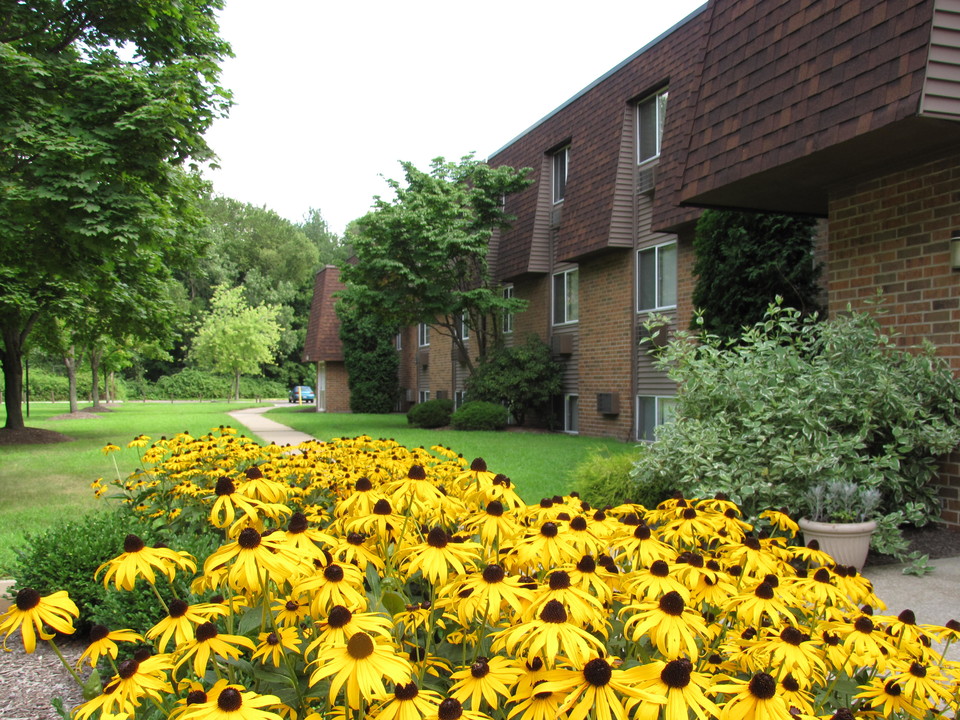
[450,401,508,431]
[407,398,454,428]
[336,298,400,413]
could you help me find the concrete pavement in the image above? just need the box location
[227,403,317,447]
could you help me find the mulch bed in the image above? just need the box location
[866,524,960,566]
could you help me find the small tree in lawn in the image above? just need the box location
[191,286,283,401]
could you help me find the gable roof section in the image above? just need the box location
[302,266,345,363]
[679,0,960,215]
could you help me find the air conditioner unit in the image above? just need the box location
[637,165,657,195]
[550,205,563,227]
[435,390,448,400]
[551,333,574,356]
[404,388,414,402]
[597,392,620,415]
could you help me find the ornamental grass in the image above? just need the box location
[3,427,959,720]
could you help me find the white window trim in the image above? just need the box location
[553,267,579,326]
[636,394,677,442]
[418,322,430,347]
[636,241,677,313]
[552,146,569,205]
[502,285,514,334]
[418,389,430,403]
[637,88,668,166]
[459,314,469,340]
[564,393,579,434]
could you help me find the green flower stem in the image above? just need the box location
[46,637,84,689]
[148,581,169,615]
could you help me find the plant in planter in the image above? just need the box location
[798,480,882,570]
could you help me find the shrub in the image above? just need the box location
[407,398,454,428]
[150,369,286,400]
[633,299,960,557]
[336,295,400,413]
[571,446,673,509]
[450,400,508,431]
[465,335,561,426]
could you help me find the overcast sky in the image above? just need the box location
[202,1,707,236]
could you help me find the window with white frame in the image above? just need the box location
[552,146,569,204]
[553,267,579,325]
[458,314,469,340]
[395,332,403,350]
[502,285,514,334]
[418,323,430,347]
[637,242,677,311]
[636,395,677,441]
[418,389,430,403]
[454,390,467,409]
[564,394,579,433]
[637,88,668,165]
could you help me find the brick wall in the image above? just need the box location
[827,151,960,527]
[579,251,635,439]
[325,363,351,413]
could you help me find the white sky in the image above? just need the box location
[203,0,707,236]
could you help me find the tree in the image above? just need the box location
[336,292,400,413]
[0,1,231,431]
[690,210,824,340]
[340,156,532,372]
[190,285,283,401]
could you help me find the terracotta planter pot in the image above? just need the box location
[798,518,877,571]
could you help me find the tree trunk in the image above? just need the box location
[1,325,25,430]
[63,345,79,414]
[106,370,115,403]
[89,348,101,408]
[233,371,241,402]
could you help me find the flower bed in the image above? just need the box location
[2,428,958,720]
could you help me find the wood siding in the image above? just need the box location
[922,0,960,118]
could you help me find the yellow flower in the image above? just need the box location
[371,681,443,720]
[620,590,708,659]
[102,442,121,455]
[76,624,143,669]
[296,559,368,615]
[146,598,230,652]
[438,563,534,626]
[106,649,174,709]
[174,622,256,679]
[491,599,606,668]
[537,657,666,720]
[203,527,302,594]
[450,655,523,711]
[97,534,196,590]
[854,676,925,719]
[0,588,78,653]
[252,626,301,668]
[309,630,412,709]
[177,685,284,720]
[714,672,793,720]
[396,527,482,586]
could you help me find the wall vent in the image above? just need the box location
[550,205,563,227]
[551,333,574,356]
[597,392,620,415]
[637,165,657,195]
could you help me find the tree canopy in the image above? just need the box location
[0,0,232,429]
[340,156,532,371]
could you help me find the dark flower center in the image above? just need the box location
[633,525,652,540]
[186,690,207,704]
[89,625,110,642]
[659,591,685,616]
[117,658,139,679]
[822,631,840,646]
[583,658,612,686]
[650,560,670,577]
[373,499,392,515]
[897,609,916,625]
[577,555,597,573]
[214,477,236,496]
[438,698,463,720]
[427,527,449,548]
[123,534,145,553]
[168,598,189,618]
[781,675,800,693]
[285,600,300,612]
[854,616,875,634]
[196,622,219,642]
[593,510,607,521]
[266,632,279,645]
[324,564,345,582]
[238,527,262,549]
[394,682,419,701]
[540,522,558,538]
[682,507,697,519]
[909,662,927,678]
[471,658,490,678]
[832,709,855,720]
[326,605,352,628]
[744,537,761,551]
[355,477,373,492]
[754,582,775,600]
[945,619,960,632]
[408,465,426,480]
[218,688,243,712]
[780,626,804,645]
[884,680,903,697]
[347,631,375,660]
[347,532,366,546]
[245,466,264,480]
[482,564,505,583]
[813,568,832,583]
[570,516,588,531]
[548,571,571,590]
[288,512,308,534]
[15,588,40,611]
[485,500,504,517]
[470,458,488,472]
[540,599,568,623]
[660,658,692,688]
[749,673,777,699]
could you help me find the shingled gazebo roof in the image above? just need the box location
[302,266,345,363]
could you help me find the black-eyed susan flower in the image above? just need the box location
[173,621,256,679]
[72,680,132,720]
[146,598,230,652]
[760,509,799,536]
[460,500,523,553]
[890,660,955,706]
[506,682,565,720]
[439,563,534,626]
[536,656,666,720]
[713,672,792,720]
[296,559,367,615]
[491,599,606,668]
[283,510,335,562]
[567,554,616,604]
[102,442,121,455]
[828,613,897,671]
[371,681,444,720]
[396,527,482,586]
[177,685,284,720]
[724,579,796,628]
[622,559,688,602]
[203,527,302,594]
[107,649,174,708]
[329,530,386,571]
[747,625,826,686]
[854,676,925,719]
[620,590,708,659]
[0,588,78,653]
[348,498,408,543]
[510,521,581,572]
[309,630,412,709]
[629,658,717,720]
[449,655,523,711]
[252,626,301,668]
[609,524,677,570]
[271,594,311,628]
[168,679,231,720]
[76,624,143,669]
[97,534,196,591]
[305,605,394,655]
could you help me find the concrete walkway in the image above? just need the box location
[227,403,317,447]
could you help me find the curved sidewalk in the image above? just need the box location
[228,404,317,447]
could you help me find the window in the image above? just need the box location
[502,285,514,334]
[458,314,469,340]
[455,390,467,409]
[637,242,677,311]
[553,267,579,325]
[637,88,668,164]
[564,394,579,434]
[418,389,430,403]
[395,332,403,350]
[636,395,677,441]
[552,146,569,204]
[418,323,430,347]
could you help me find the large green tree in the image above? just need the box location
[340,156,532,372]
[0,0,231,431]
[190,285,283,401]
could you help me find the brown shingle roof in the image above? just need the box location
[302,266,345,363]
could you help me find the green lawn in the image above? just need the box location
[0,401,267,575]
[268,406,638,503]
